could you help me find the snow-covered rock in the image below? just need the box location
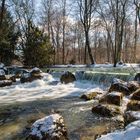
[28,114,68,140]
[97,120,140,140]
[109,80,130,96]
[30,67,42,76]
[20,68,43,83]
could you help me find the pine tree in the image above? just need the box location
[23,22,54,67]
[0,8,19,64]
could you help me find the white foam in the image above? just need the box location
[0,73,101,105]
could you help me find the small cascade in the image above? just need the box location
[76,71,134,86]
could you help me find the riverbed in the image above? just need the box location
[0,73,125,140]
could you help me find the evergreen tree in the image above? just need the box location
[23,22,54,67]
[0,7,19,64]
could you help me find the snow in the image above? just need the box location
[108,91,122,96]
[0,63,4,68]
[30,114,63,139]
[50,63,140,69]
[97,120,140,140]
[126,111,140,120]
[0,69,5,76]
[30,67,42,73]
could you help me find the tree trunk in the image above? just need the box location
[0,0,6,28]
[134,5,138,62]
[62,0,66,64]
[85,30,95,64]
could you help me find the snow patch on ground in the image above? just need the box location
[97,120,140,140]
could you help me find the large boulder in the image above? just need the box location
[0,80,12,87]
[109,79,130,95]
[28,114,68,140]
[99,92,123,106]
[92,104,122,117]
[134,73,140,82]
[20,68,43,83]
[30,68,42,78]
[60,71,76,84]
[131,88,140,101]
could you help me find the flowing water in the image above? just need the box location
[0,69,135,140]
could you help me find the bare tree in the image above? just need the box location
[78,0,96,64]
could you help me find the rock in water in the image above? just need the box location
[92,104,121,117]
[28,114,68,140]
[109,80,130,95]
[100,92,123,106]
[30,67,42,78]
[20,67,43,83]
[60,71,76,84]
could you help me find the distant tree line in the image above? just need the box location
[0,0,140,67]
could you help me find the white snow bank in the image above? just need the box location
[30,114,65,139]
[97,120,140,140]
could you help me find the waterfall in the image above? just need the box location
[75,71,134,86]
